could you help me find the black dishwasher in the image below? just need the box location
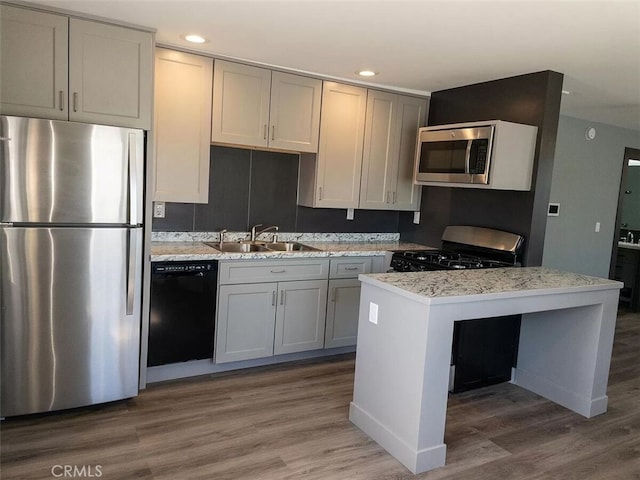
[148,261,218,367]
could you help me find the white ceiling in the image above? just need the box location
[23,0,640,131]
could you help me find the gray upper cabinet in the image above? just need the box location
[298,82,368,208]
[211,60,322,153]
[0,5,152,129]
[154,48,212,203]
[359,91,426,211]
[0,5,68,120]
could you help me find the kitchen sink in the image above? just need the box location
[205,241,318,253]
[261,242,319,252]
[204,242,270,253]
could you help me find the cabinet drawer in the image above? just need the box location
[219,258,329,284]
[329,257,373,278]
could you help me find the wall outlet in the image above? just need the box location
[153,201,166,218]
[595,222,600,232]
[346,208,354,220]
[547,203,560,216]
[413,211,420,224]
[368,302,378,325]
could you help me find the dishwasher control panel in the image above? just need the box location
[152,262,215,274]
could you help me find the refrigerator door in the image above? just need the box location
[0,226,142,417]
[0,116,143,225]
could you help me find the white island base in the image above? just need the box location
[349,267,622,474]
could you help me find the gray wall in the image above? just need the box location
[542,115,640,277]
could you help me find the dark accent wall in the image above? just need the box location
[152,146,399,233]
[399,71,564,266]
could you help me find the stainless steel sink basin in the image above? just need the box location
[205,241,318,253]
[262,242,319,252]
[204,242,270,253]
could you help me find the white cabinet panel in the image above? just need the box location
[154,48,212,203]
[0,5,68,119]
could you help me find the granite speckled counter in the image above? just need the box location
[359,266,622,303]
[350,266,622,475]
[150,232,433,262]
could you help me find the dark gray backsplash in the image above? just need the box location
[152,146,399,233]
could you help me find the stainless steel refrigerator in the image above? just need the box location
[0,115,144,417]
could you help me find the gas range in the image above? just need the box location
[390,250,515,272]
[391,225,524,272]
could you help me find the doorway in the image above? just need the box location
[611,147,640,311]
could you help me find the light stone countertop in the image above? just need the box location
[150,240,434,262]
[618,241,640,251]
[359,266,623,305]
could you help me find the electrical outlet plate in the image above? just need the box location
[346,208,354,220]
[547,203,560,216]
[368,302,378,325]
[413,211,420,224]
[153,201,166,218]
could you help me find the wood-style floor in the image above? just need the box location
[2,310,639,480]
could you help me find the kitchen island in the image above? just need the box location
[349,267,622,474]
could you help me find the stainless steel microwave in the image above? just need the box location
[413,120,538,191]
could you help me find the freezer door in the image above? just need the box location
[0,226,142,416]
[0,116,144,225]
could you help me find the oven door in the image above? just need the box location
[415,125,493,185]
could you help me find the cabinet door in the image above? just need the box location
[325,279,361,348]
[216,283,277,363]
[154,48,212,203]
[274,280,328,355]
[359,90,397,210]
[211,60,271,148]
[69,19,152,129]
[391,95,426,211]
[0,5,68,119]
[269,72,322,153]
[314,82,367,208]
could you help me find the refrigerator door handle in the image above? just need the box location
[128,133,138,226]
[126,229,137,315]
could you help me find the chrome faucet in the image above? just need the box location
[627,231,634,244]
[250,224,279,242]
[219,229,227,247]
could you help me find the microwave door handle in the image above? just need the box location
[465,140,473,174]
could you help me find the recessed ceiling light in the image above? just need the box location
[357,70,377,77]
[184,34,207,44]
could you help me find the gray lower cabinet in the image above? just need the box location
[324,256,385,348]
[216,282,277,363]
[274,280,328,355]
[216,259,330,363]
[325,278,362,348]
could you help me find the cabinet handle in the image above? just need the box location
[280,290,285,305]
[319,186,323,201]
[59,91,65,111]
[272,290,276,306]
[271,125,275,140]
[263,124,268,140]
[73,92,78,112]
[270,269,286,274]
[330,287,336,302]
[386,191,390,203]
[345,266,359,271]
[393,191,397,203]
